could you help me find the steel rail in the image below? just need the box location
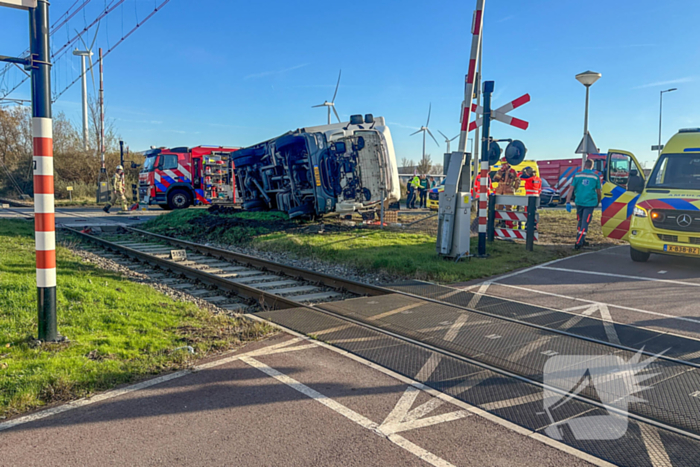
[66,226,700,442]
[125,227,700,371]
[127,227,388,298]
[67,227,305,311]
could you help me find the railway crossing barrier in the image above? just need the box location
[487,195,539,251]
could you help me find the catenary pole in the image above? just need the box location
[30,0,58,341]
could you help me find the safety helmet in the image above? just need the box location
[522,166,533,173]
[116,165,124,171]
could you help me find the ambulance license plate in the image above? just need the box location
[664,245,700,255]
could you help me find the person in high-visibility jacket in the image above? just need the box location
[103,165,128,213]
[519,167,542,196]
[408,174,421,209]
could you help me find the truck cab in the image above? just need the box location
[601,128,700,262]
[139,145,238,210]
[232,114,400,218]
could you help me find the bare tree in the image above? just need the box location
[430,163,443,175]
[417,154,432,174]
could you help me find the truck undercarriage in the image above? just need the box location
[232,115,400,218]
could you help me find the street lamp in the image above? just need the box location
[576,70,602,168]
[658,88,677,157]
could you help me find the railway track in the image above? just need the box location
[14,219,700,465]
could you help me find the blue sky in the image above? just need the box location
[1,0,699,168]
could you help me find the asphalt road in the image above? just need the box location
[457,244,700,341]
[0,334,594,467]
[0,205,171,228]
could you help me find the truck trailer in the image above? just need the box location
[538,155,607,202]
[139,145,239,210]
[232,114,400,218]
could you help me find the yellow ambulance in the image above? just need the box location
[601,128,700,262]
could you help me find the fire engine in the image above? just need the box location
[139,145,238,210]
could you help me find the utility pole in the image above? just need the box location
[120,140,124,167]
[30,0,58,341]
[99,48,105,174]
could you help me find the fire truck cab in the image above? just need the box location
[139,145,238,210]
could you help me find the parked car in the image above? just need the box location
[540,178,561,206]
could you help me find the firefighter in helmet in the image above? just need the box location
[103,165,128,213]
[493,158,520,195]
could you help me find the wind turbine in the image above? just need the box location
[438,130,459,154]
[312,69,342,125]
[410,103,439,161]
[72,23,99,150]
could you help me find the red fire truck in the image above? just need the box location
[538,154,607,202]
[139,145,239,210]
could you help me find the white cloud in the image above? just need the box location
[244,64,308,80]
[633,77,693,89]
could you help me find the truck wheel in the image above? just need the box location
[242,199,265,211]
[159,204,172,210]
[630,246,651,263]
[168,189,191,209]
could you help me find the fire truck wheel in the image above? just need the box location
[168,189,192,209]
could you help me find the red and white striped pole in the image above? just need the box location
[457,0,485,155]
[30,0,58,341]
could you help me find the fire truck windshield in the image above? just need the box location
[143,156,157,173]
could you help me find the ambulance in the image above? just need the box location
[601,128,700,262]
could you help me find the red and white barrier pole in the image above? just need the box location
[30,0,58,341]
[457,0,485,154]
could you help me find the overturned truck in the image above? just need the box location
[232,114,400,218]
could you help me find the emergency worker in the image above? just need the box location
[408,174,421,209]
[493,159,520,195]
[418,174,428,208]
[520,167,542,196]
[566,159,602,250]
[103,165,128,213]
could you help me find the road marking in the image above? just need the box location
[481,394,538,411]
[417,319,492,334]
[658,271,667,275]
[444,314,470,342]
[415,354,443,382]
[508,336,556,362]
[540,266,700,288]
[559,305,600,330]
[369,302,423,321]
[493,282,700,325]
[690,391,700,399]
[467,282,491,308]
[485,334,502,340]
[598,304,621,345]
[312,324,353,336]
[436,288,467,300]
[638,423,673,467]
[379,386,469,436]
[241,356,457,467]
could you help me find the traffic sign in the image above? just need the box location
[651,144,664,151]
[575,131,598,154]
[468,94,530,132]
[0,0,36,9]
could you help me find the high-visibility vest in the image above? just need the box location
[523,176,542,196]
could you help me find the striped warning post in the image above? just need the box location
[457,0,485,154]
[495,210,529,222]
[495,228,539,241]
[33,116,57,336]
[478,160,489,234]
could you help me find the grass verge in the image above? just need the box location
[141,209,582,283]
[0,219,272,419]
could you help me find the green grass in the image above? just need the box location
[140,208,294,244]
[0,219,272,418]
[255,230,571,283]
[141,210,576,284]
